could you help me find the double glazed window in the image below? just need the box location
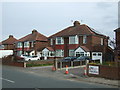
[24,41,29,47]
[101,38,104,45]
[69,35,78,44]
[83,35,87,44]
[56,50,64,57]
[69,49,75,56]
[50,39,53,45]
[17,42,22,48]
[56,37,64,44]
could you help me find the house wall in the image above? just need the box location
[115,29,120,64]
[34,41,48,54]
[79,35,92,50]
[3,44,15,50]
[49,35,107,58]
[16,41,48,56]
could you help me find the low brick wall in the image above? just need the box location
[87,64,120,80]
[3,61,24,67]
[2,60,54,67]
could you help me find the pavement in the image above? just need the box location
[27,65,120,88]
[57,66,120,87]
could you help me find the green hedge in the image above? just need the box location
[26,63,53,67]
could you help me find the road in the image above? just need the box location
[2,65,116,88]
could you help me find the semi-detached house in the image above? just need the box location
[0,35,18,58]
[114,28,120,64]
[15,30,48,57]
[42,21,113,63]
[0,35,18,50]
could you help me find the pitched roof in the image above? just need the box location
[114,27,120,32]
[2,35,18,45]
[18,30,48,42]
[46,47,54,51]
[49,21,106,38]
[80,46,90,52]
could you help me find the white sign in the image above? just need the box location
[89,65,99,75]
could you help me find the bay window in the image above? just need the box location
[69,49,75,56]
[56,49,64,57]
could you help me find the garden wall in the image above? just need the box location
[2,61,24,67]
[87,64,120,80]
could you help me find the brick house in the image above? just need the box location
[0,35,18,50]
[114,28,120,64]
[42,21,113,63]
[15,30,48,57]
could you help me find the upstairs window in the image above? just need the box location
[50,39,53,45]
[56,37,64,45]
[69,35,78,44]
[31,41,34,47]
[83,35,87,44]
[24,41,29,47]
[101,38,104,45]
[17,42,22,48]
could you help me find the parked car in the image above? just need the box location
[74,56,91,61]
[22,55,40,61]
[61,57,77,62]
[20,54,29,58]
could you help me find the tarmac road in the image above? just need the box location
[2,65,117,88]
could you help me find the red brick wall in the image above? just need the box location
[3,62,24,67]
[87,64,120,80]
[4,44,15,50]
[55,45,64,50]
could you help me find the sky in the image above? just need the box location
[0,1,118,41]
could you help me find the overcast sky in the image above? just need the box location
[1,1,118,41]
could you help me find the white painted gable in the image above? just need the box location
[42,48,49,52]
[29,50,35,56]
[75,47,86,53]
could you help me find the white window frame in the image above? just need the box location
[83,35,87,44]
[69,35,78,44]
[56,37,64,45]
[24,41,29,48]
[50,39,53,45]
[101,38,104,45]
[31,41,34,47]
[69,49,75,56]
[55,49,64,57]
[17,42,22,48]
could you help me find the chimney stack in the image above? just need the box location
[9,35,13,38]
[32,29,37,34]
[73,21,80,26]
